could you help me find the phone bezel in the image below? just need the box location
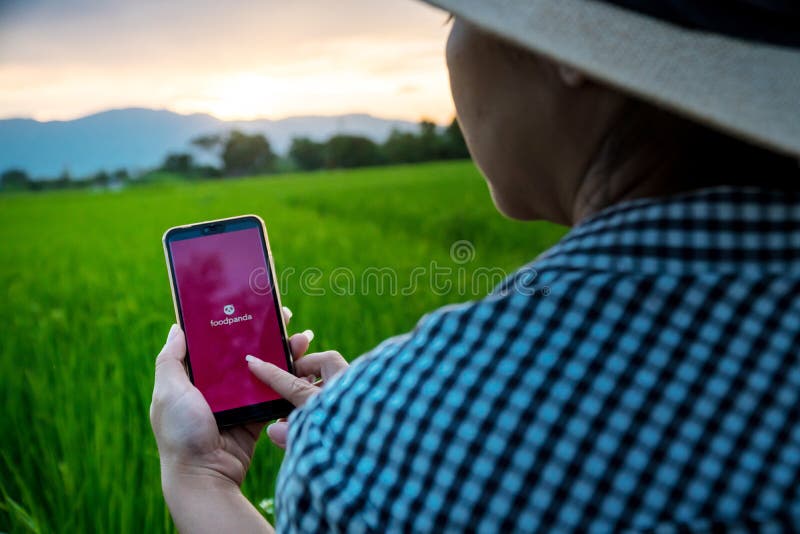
[162,214,295,428]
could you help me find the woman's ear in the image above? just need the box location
[557,64,585,87]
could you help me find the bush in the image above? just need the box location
[0,169,31,191]
[161,153,193,174]
[289,137,326,171]
[325,135,382,169]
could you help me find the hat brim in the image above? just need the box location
[424,0,800,157]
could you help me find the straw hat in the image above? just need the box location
[421,0,800,157]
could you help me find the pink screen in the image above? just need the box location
[170,226,287,413]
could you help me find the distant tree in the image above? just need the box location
[106,168,129,190]
[442,117,470,159]
[161,153,194,174]
[53,169,73,189]
[112,168,129,183]
[289,137,326,171]
[383,129,423,164]
[92,170,110,188]
[418,119,443,160]
[325,135,382,169]
[0,168,31,191]
[190,134,224,175]
[222,130,277,175]
[191,133,222,153]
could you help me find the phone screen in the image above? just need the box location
[168,223,289,414]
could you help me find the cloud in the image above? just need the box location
[0,0,454,121]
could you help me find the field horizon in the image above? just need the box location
[0,160,566,532]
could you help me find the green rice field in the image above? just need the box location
[0,161,566,532]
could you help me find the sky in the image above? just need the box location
[0,0,455,123]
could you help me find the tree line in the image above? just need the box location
[0,118,469,192]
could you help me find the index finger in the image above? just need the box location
[246,356,318,407]
[294,350,348,382]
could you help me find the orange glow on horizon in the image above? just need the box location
[0,1,455,123]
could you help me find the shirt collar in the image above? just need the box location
[536,187,800,277]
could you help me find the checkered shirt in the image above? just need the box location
[276,187,800,532]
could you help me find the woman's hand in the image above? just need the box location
[150,307,313,534]
[246,349,349,449]
[150,307,310,485]
[149,306,346,531]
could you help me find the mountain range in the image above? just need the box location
[0,108,421,178]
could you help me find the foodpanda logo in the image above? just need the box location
[210,304,253,327]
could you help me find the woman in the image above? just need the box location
[151,0,800,531]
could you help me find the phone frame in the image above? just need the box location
[162,214,294,428]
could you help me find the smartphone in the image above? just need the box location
[162,215,294,428]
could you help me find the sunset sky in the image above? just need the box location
[0,0,455,123]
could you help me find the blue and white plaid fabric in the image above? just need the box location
[277,187,800,532]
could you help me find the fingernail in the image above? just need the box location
[282,306,293,320]
[266,421,288,446]
[245,355,262,364]
[167,324,179,341]
[302,329,314,342]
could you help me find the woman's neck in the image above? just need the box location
[571,150,681,224]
